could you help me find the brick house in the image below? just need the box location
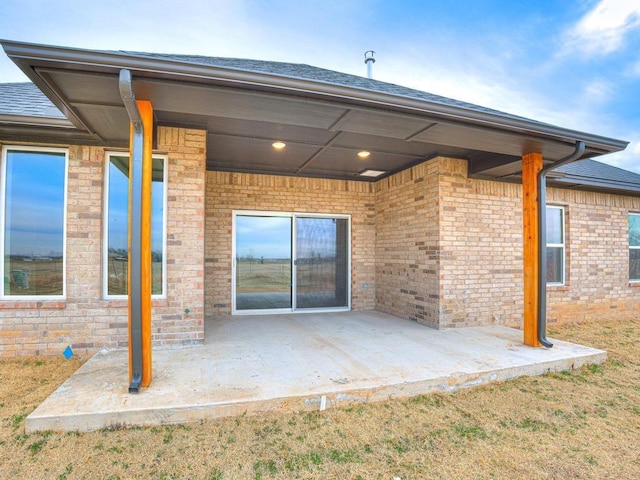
[0,40,638,358]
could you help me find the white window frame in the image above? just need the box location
[546,205,565,286]
[103,152,168,300]
[0,145,69,300]
[630,212,640,283]
[231,210,352,315]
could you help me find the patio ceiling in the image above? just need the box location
[1,40,628,182]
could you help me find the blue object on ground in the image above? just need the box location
[63,346,73,359]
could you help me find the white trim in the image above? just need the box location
[231,210,351,315]
[546,205,565,286]
[629,212,640,282]
[103,152,168,300]
[0,145,68,300]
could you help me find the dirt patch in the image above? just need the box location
[1,318,639,479]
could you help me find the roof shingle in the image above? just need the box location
[118,51,542,125]
[555,159,640,190]
[0,82,63,118]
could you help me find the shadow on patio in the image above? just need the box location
[26,311,605,433]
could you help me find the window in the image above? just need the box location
[0,147,68,298]
[630,213,640,282]
[104,153,167,298]
[546,205,565,285]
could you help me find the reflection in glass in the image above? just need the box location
[546,207,563,244]
[3,150,66,296]
[106,155,165,296]
[630,249,640,281]
[630,214,640,247]
[235,215,292,310]
[630,214,640,280]
[296,217,348,309]
[546,247,563,284]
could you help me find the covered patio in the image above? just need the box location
[26,311,605,433]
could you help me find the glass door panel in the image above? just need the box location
[235,215,292,311]
[295,217,349,309]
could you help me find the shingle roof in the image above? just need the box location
[554,159,640,192]
[557,159,640,184]
[0,82,63,118]
[118,51,542,126]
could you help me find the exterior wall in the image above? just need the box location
[0,127,206,356]
[437,158,524,328]
[546,187,640,323]
[204,172,376,317]
[375,160,440,326]
[2,130,638,357]
[436,157,640,328]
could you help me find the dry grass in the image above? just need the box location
[1,318,639,479]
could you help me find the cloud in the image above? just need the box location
[562,0,640,56]
[600,132,640,173]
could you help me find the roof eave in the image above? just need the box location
[550,173,640,195]
[0,113,75,128]
[1,40,629,155]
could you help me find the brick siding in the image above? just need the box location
[1,133,639,356]
[0,127,206,356]
[375,161,440,326]
[204,172,376,317]
[546,187,640,323]
[437,157,640,328]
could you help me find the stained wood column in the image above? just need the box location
[128,100,154,387]
[522,152,543,347]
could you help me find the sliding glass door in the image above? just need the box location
[234,215,292,311]
[233,212,350,313]
[295,217,349,309]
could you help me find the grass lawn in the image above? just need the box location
[1,318,639,479]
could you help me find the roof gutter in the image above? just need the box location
[0,114,74,128]
[537,141,585,348]
[1,40,629,154]
[118,69,144,393]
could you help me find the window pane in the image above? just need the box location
[630,214,640,247]
[4,150,66,296]
[106,156,164,296]
[631,249,640,281]
[296,217,348,309]
[235,215,292,310]
[546,207,563,244]
[547,247,563,283]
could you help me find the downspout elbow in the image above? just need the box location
[119,69,143,129]
[536,141,585,348]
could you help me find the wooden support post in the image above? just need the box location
[128,100,154,387]
[522,152,542,347]
[139,100,153,387]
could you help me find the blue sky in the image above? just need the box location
[1,0,639,172]
[5,151,65,256]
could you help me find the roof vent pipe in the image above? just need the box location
[364,50,375,79]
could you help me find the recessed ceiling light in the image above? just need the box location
[272,141,286,150]
[357,150,371,159]
[359,169,387,178]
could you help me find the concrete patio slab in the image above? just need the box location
[26,311,606,433]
